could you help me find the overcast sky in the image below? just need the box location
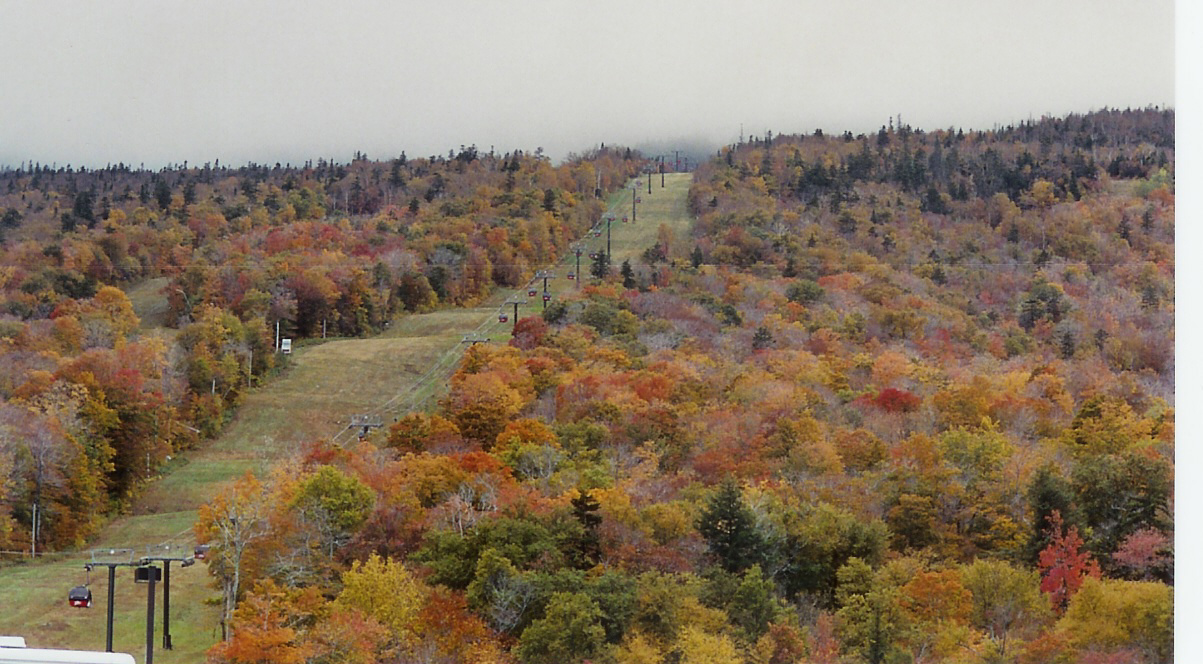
[0,0,1178,168]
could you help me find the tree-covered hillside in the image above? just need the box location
[2,107,1175,664]
[184,109,1172,664]
[0,146,644,549]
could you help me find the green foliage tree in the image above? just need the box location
[961,559,1050,659]
[290,465,375,557]
[516,591,606,664]
[466,548,536,634]
[836,583,904,664]
[1017,277,1068,331]
[1072,451,1171,558]
[781,503,888,603]
[417,515,563,590]
[727,565,781,643]
[632,571,690,644]
[786,278,824,304]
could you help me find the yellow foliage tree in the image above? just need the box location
[1057,577,1172,662]
[612,631,664,664]
[675,625,742,664]
[442,371,527,446]
[333,553,430,652]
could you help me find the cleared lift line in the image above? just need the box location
[331,178,654,444]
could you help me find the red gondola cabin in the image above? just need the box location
[68,585,92,608]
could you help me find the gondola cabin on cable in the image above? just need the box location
[194,544,210,560]
[67,586,92,609]
[622,216,629,222]
[498,312,508,323]
[527,288,537,297]
[542,292,551,302]
[566,272,575,280]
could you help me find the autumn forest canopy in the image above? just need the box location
[0,107,1175,663]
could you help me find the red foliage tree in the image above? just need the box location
[873,387,921,413]
[1037,510,1101,614]
[509,315,548,350]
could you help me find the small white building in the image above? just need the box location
[0,637,136,664]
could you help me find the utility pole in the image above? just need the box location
[572,245,584,289]
[607,217,612,257]
[632,187,637,223]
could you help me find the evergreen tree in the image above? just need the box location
[72,189,96,227]
[751,326,774,351]
[1007,222,1020,243]
[1026,466,1080,563]
[620,259,635,289]
[697,479,763,573]
[590,251,610,279]
[782,255,797,278]
[570,489,602,569]
[154,179,172,210]
[1059,330,1076,359]
[690,245,704,269]
[0,208,20,229]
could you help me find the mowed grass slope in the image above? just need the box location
[607,173,694,265]
[0,173,695,662]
